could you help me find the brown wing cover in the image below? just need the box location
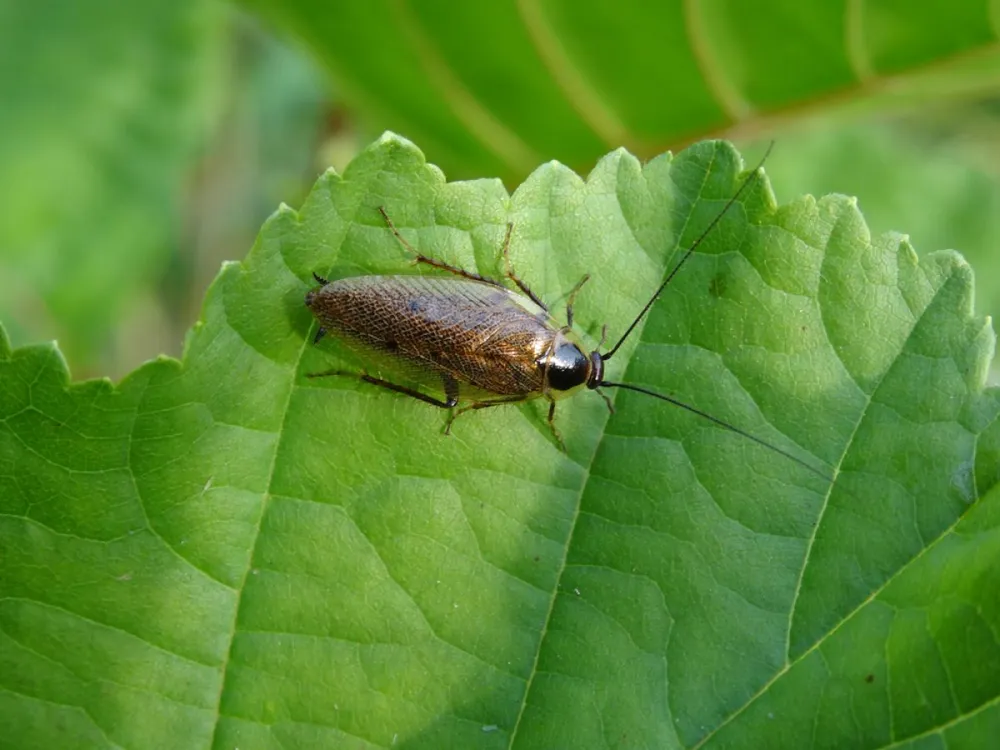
[308,275,554,398]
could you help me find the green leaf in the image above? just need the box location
[2,136,998,749]
[762,121,1000,337]
[0,0,224,367]
[237,0,1000,181]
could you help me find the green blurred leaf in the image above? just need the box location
[0,0,224,367]
[237,0,1000,181]
[2,137,998,749]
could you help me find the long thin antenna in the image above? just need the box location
[599,380,832,482]
[602,142,774,361]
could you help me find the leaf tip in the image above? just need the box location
[371,130,424,161]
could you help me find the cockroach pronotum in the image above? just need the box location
[305,147,829,479]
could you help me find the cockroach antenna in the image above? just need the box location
[590,144,836,483]
[601,142,774,362]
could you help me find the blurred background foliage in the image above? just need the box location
[1,0,998,381]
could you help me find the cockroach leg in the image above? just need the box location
[501,222,547,311]
[595,387,615,415]
[442,373,459,405]
[564,274,590,328]
[444,395,565,451]
[307,369,458,409]
[444,394,529,435]
[546,400,566,452]
[378,206,506,289]
[312,272,330,286]
[414,254,506,289]
[305,367,352,379]
[377,206,420,256]
[312,327,327,344]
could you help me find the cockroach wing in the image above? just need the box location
[307,275,559,401]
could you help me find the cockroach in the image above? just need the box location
[305,148,829,479]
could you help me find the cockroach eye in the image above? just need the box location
[546,342,589,391]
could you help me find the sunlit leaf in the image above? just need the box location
[2,136,998,749]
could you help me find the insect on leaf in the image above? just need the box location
[1,134,998,749]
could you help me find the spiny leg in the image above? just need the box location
[445,396,566,451]
[546,400,567,452]
[377,206,506,289]
[306,369,458,409]
[315,366,569,451]
[501,222,548,311]
[444,394,528,435]
[594,388,615,415]
[441,373,459,406]
[564,274,590,328]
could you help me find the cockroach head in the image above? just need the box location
[305,272,330,309]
